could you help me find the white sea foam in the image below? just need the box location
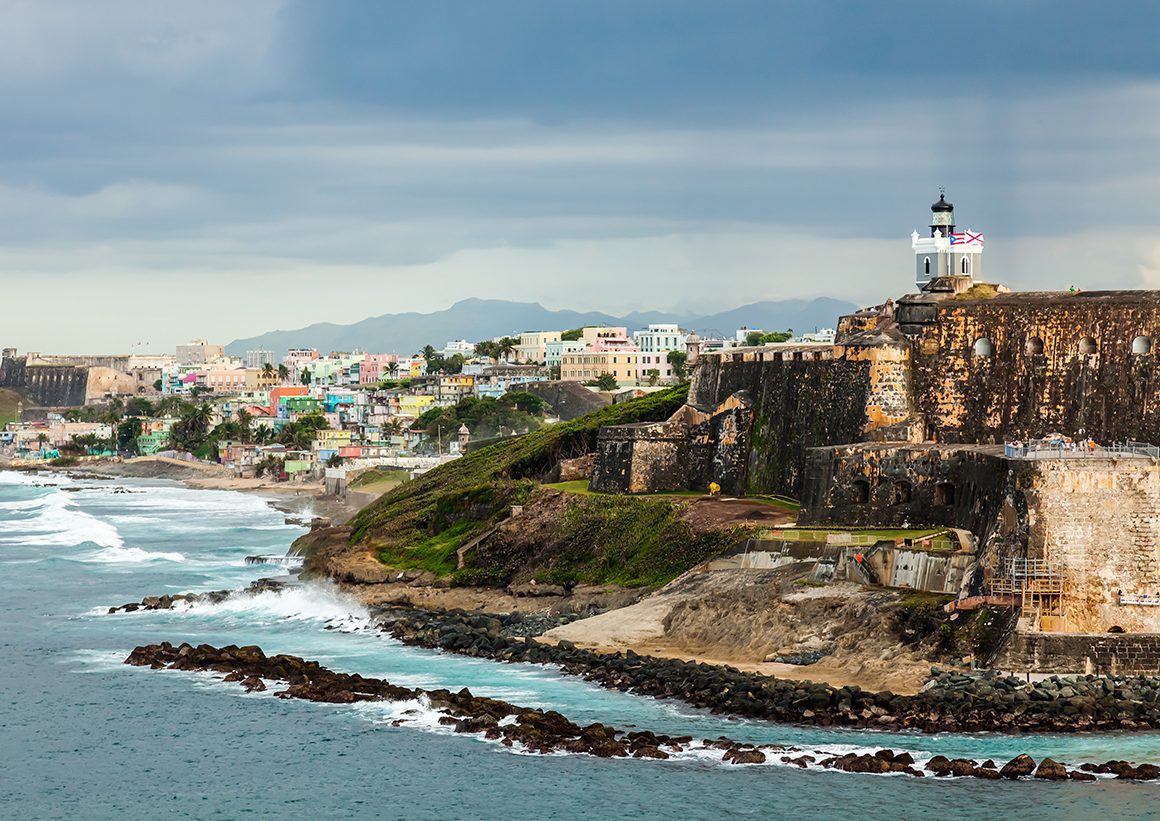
[0,488,125,548]
[171,581,374,630]
[87,545,187,563]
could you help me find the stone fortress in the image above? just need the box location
[591,194,1160,671]
[0,350,169,411]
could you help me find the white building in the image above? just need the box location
[440,340,476,358]
[513,331,561,364]
[246,349,276,368]
[633,323,687,354]
[798,328,836,344]
[545,339,586,370]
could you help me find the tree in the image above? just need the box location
[585,373,619,391]
[152,378,163,392]
[261,362,275,380]
[116,417,144,454]
[667,350,688,380]
[125,397,154,417]
[560,328,583,342]
[474,340,500,361]
[646,368,660,386]
[236,409,253,444]
[501,391,547,416]
[386,361,399,378]
[300,368,312,385]
[325,452,343,468]
[747,329,793,346]
[497,337,519,362]
[277,363,290,383]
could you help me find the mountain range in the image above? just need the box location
[225,297,859,358]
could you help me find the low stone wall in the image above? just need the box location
[994,630,1160,676]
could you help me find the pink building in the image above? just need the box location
[359,353,401,384]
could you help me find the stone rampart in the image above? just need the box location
[995,630,1160,676]
[898,290,1160,444]
[0,355,89,408]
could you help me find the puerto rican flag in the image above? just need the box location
[949,231,984,245]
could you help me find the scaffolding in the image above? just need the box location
[989,557,1067,622]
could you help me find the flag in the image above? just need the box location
[949,231,984,245]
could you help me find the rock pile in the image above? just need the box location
[375,606,1160,736]
[127,641,1145,781]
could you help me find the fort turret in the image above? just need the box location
[912,191,984,291]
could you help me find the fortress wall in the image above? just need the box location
[995,631,1160,676]
[904,292,1160,443]
[0,356,89,407]
[1025,459,1160,633]
[742,359,872,497]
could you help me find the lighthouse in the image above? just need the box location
[911,192,984,291]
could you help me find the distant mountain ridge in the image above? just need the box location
[225,297,858,358]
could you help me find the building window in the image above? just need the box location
[973,338,994,357]
[924,257,931,276]
[1025,336,1044,355]
[1078,337,1097,355]
[1133,335,1153,355]
[961,257,970,275]
[852,479,870,504]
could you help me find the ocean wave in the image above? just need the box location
[87,545,187,563]
[0,488,125,549]
[166,581,374,630]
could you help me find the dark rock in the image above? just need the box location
[1034,758,1068,780]
[1000,754,1036,779]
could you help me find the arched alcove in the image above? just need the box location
[1025,336,1044,355]
[1132,335,1152,355]
[973,338,994,357]
[1078,337,1098,355]
[852,479,870,504]
[890,480,912,506]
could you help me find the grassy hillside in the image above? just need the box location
[461,491,752,588]
[348,385,693,584]
[0,388,23,425]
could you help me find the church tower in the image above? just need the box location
[911,191,984,291]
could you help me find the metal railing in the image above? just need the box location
[1004,439,1160,459]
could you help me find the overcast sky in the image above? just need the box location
[3,1,1160,352]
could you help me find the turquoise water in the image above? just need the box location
[1,470,1158,819]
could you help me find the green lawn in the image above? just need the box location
[350,468,410,494]
[542,480,803,509]
[543,480,708,499]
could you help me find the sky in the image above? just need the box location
[3,0,1160,352]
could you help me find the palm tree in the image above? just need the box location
[261,362,275,380]
[498,337,517,363]
[387,361,399,379]
[237,409,253,443]
[277,363,289,383]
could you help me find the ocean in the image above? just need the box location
[1,470,1158,820]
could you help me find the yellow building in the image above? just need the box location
[514,331,562,364]
[397,394,436,417]
[560,350,639,387]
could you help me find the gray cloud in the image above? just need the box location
[1,2,1159,352]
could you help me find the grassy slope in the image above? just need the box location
[349,385,693,583]
[0,388,22,425]
[462,492,754,588]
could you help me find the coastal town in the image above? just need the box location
[0,323,834,486]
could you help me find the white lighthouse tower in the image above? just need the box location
[911,192,984,291]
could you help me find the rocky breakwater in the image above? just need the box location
[376,606,1160,740]
[125,642,1138,781]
